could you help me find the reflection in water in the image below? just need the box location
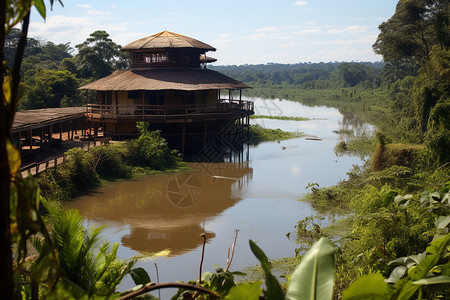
[338,110,370,135]
[68,162,252,256]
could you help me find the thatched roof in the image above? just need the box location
[122,31,216,52]
[79,68,250,91]
[13,107,85,133]
[200,54,217,63]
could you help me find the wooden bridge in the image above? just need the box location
[12,107,102,175]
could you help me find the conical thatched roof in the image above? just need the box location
[122,30,216,52]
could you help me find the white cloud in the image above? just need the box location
[111,3,118,8]
[86,10,111,16]
[296,28,322,35]
[245,33,266,40]
[295,1,307,6]
[326,25,369,34]
[255,26,281,33]
[28,15,95,45]
[76,4,92,8]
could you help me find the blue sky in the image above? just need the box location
[28,0,399,65]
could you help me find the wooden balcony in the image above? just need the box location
[85,99,254,123]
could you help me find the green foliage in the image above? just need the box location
[42,206,139,296]
[249,124,302,144]
[125,122,181,170]
[89,145,132,180]
[373,0,447,68]
[22,68,82,108]
[285,238,334,300]
[65,147,100,190]
[74,30,129,79]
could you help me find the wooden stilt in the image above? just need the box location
[59,122,62,141]
[117,121,121,140]
[49,125,53,145]
[40,127,44,151]
[28,130,32,150]
[18,131,22,155]
[182,123,186,154]
[203,123,207,151]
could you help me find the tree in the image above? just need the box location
[74,30,129,79]
[337,63,371,87]
[23,69,82,108]
[4,28,42,69]
[373,0,448,70]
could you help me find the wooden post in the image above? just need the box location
[94,122,98,137]
[70,120,74,140]
[182,123,186,154]
[49,125,53,145]
[40,127,44,151]
[18,131,22,155]
[59,122,62,141]
[28,130,32,150]
[117,121,121,140]
[203,123,207,151]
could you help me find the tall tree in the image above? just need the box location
[23,69,81,109]
[74,30,129,79]
[373,0,448,74]
[4,28,41,69]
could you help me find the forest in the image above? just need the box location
[1,0,449,299]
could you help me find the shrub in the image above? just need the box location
[89,145,132,180]
[125,122,181,170]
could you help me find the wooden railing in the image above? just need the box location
[20,139,110,177]
[86,99,254,119]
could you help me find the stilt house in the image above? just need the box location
[80,31,253,153]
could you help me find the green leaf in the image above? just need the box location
[130,267,151,286]
[249,240,284,300]
[224,282,263,300]
[435,215,450,229]
[33,0,46,19]
[343,273,392,300]
[386,266,407,284]
[7,137,20,176]
[46,278,89,300]
[412,275,450,285]
[407,233,450,281]
[382,190,398,207]
[285,237,334,300]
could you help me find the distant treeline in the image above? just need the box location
[211,61,385,88]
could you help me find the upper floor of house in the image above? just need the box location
[122,31,217,69]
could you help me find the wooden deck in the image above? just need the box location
[12,107,86,133]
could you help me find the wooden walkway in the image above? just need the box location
[20,139,110,177]
[12,107,85,133]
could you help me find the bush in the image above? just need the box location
[65,148,100,190]
[89,145,132,180]
[125,122,181,170]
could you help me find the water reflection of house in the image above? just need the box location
[70,162,253,256]
[80,31,253,153]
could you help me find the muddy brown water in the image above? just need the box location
[65,97,372,296]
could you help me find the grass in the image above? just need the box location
[249,124,304,144]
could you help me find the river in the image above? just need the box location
[66,97,372,295]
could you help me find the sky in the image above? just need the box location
[28,0,399,65]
